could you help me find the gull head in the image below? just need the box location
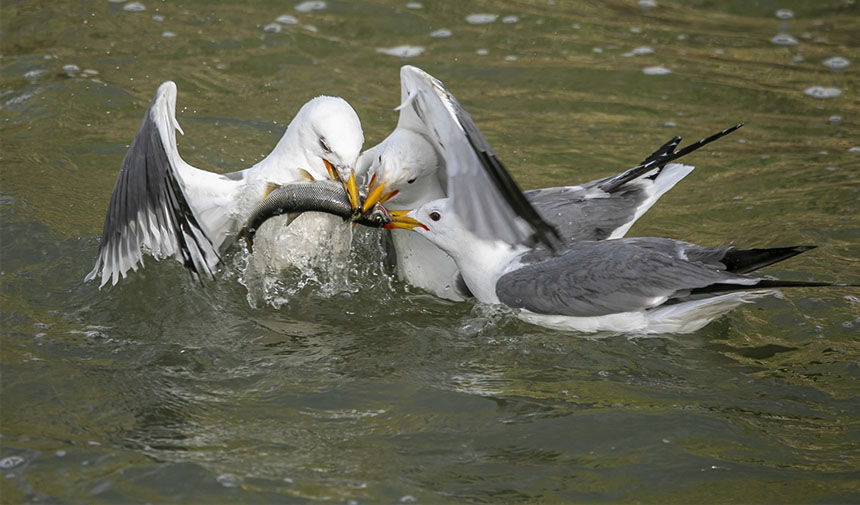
[294,96,364,182]
[360,129,442,215]
[383,198,462,252]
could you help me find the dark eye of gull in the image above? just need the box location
[319,138,332,153]
[407,177,416,184]
[429,211,441,222]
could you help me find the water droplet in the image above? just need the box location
[295,1,326,12]
[804,86,841,99]
[152,14,164,22]
[828,114,841,124]
[263,23,281,33]
[502,15,518,23]
[162,31,176,38]
[476,48,488,55]
[276,15,298,24]
[123,2,145,12]
[376,45,424,58]
[775,9,794,19]
[465,13,497,24]
[643,66,671,75]
[770,33,798,46]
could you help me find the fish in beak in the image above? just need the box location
[359,172,400,216]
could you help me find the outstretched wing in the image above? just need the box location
[85,81,220,288]
[397,65,560,249]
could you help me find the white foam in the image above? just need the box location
[643,66,671,75]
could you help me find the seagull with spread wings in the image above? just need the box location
[357,66,740,300]
[85,81,365,288]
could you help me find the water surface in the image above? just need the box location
[2,0,859,503]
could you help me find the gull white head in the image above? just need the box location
[364,129,443,211]
[280,95,364,183]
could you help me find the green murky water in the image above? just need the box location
[2,0,859,503]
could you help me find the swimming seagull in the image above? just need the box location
[358,65,741,300]
[387,199,831,334]
[85,81,365,288]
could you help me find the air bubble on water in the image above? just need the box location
[476,48,488,55]
[430,28,451,38]
[123,2,145,12]
[162,31,176,38]
[502,16,519,23]
[376,45,424,58]
[643,66,671,75]
[828,115,841,124]
[295,1,326,12]
[466,13,497,24]
[623,46,653,57]
[152,14,163,21]
[263,23,281,33]
[406,2,422,8]
[217,474,241,488]
[804,86,841,99]
[0,456,24,469]
[276,15,298,24]
[770,33,797,46]
[775,9,794,19]
[638,0,657,8]
[823,56,850,70]
[505,55,518,61]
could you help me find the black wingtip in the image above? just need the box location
[598,122,744,193]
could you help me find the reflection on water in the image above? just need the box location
[2,0,859,503]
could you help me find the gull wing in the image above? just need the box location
[397,65,559,249]
[85,81,221,288]
[522,125,743,262]
[496,238,758,317]
[497,238,822,318]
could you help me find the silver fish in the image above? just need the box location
[239,179,391,252]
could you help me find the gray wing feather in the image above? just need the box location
[398,66,558,248]
[496,238,752,317]
[85,82,219,287]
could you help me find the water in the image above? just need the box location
[2,0,859,502]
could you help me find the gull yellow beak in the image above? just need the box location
[359,173,400,216]
[323,159,360,212]
[382,209,427,231]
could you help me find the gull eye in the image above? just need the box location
[319,138,332,153]
[407,177,417,184]
[429,211,441,222]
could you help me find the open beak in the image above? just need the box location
[382,209,427,231]
[323,159,360,212]
[360,173,400,215]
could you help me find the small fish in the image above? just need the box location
[239,179,392,252]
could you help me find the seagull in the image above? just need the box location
[85,81,365,288]
[386,198,830,334]
[358,65,740,300]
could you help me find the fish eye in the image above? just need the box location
[319,138,332,153]
[429,211,441,222]
[407,177,417,184]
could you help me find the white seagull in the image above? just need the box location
[358,66,740,300]
[85,81,365,288]
[387,198,829,334]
